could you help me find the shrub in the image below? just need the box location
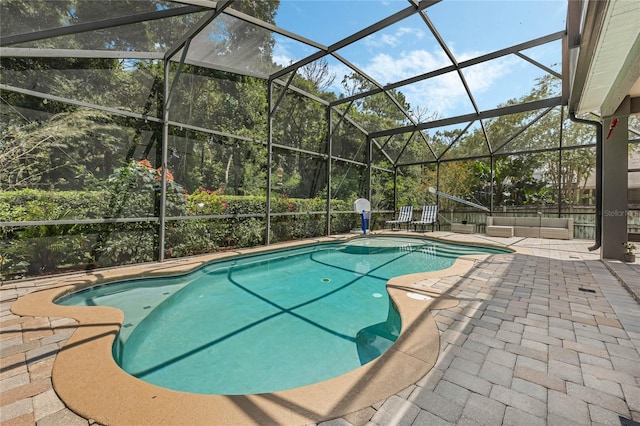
[0,185,362,280]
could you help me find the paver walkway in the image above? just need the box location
[1,235,639,425]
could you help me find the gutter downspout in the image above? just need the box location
[569,111,602,251]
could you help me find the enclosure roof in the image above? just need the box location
[0,0,637,137]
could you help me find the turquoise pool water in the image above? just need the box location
[58,236,507,395]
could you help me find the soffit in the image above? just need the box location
[577,0,640,116]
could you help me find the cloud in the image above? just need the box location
[364,26,425,48]
[273,34,518,118]
[461,59,513,93]
[359,48,515,117]
[272,35,319,68]
[272,37,295,68]
[364,49,450,84]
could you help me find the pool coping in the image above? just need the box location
[10,233,510,425]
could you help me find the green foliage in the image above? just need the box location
[186,186,227,215]
[232,219,265,248]
[100,159,188,217]
[0,106,153,191]
[96,225,156,266]
[548,147,596,206]
[0,188,356,280]
[0,193,97,276]
[0,189,108,221]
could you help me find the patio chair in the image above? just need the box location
[412,205,439,232]
[385,205,413,230]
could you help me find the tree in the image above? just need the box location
[204,1,280,74]
[299,59,336,93]
[544,147,595,206]
[0,108,132,190]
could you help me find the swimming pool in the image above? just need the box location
[58,236,507,395]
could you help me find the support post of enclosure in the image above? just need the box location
[558,107,564,218]
[266,80,274,245]
[489,155,495,214]
[393,167,398,212]
[367,136,372,206]
[158,60,170,262]
[436,162,441,208]
[326,106,332,236]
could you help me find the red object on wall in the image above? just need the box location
[606,118,618,139]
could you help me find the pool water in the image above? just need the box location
[58,236,507,394]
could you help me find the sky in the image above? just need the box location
[266,0,567,121]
